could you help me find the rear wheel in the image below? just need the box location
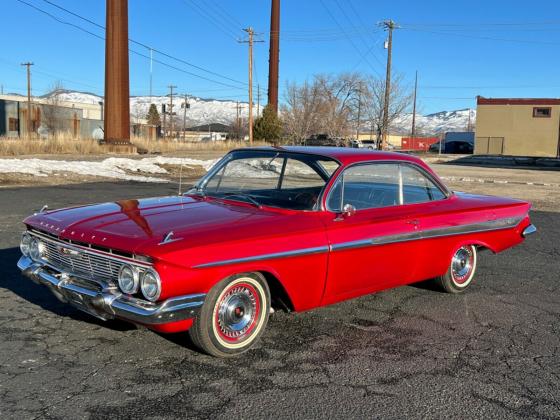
[435,245,477,293]
[189,273,270,357]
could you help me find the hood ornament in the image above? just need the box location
[159,231,182,245]
[34,204,49,215]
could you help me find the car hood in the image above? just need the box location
[24,196,295,254]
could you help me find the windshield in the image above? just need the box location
[189,150,340,210]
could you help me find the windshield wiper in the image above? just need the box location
[220,192,262,208]
[185,186,206,198]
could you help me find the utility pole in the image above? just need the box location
[239,28,263,144]
[467,108,472,132]
[257,84,261,116]
[168,84,177,138]
[162,104,166,139]
[380,19,398,150]
[268,0,280,115]
[356,83,361,141]
[149,48,153,102]
[104,0,131,145]
[182,93,189,140]
[411,70,418,138]
[21,62,34,138]
[236,101,240,139]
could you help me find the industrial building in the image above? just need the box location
[0,94,156,140]
[475,97,560,158]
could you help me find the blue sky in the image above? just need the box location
[1,0,560,113]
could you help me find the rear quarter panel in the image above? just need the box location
[410,192,531,282]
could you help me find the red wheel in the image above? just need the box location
[435,245,477,293]
[189,273,270,357]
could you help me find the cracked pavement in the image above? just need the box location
[0,181,558,419]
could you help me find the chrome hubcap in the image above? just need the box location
[451,247,474,285]
[216,285,258,341]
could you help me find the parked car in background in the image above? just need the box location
[429,140,474,154]
[18,147,535,357]
[305,134,346,147]
[351,139,395,150]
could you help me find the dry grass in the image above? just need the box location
[131,137,266,153]
[0,134,266,156]
[0,134,104,156]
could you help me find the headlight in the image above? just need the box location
[20,233,32,256]
[29,238,46,261]
[140,269,161,302]
[118,265,139,294]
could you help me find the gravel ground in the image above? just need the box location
[0,168,559,419]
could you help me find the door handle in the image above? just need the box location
[407,219,420,227]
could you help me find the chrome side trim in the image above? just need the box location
[193,245,330,268]
[18,256,205,325]
[522,224,537,237]
[331,216,524,252]
[191,216,523,268]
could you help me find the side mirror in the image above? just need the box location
[342,203,356,217]
[335,203,356,221]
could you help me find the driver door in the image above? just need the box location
[321,162,420,305]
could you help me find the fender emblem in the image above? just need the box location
[58,246,80,256]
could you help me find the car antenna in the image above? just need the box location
[178,162,184,196]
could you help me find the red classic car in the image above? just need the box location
[18,147,536,357]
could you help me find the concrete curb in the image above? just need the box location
[441,176,559,187]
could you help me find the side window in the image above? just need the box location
[402,165,446,204]
[328,163,400,211]
[281,158,325,190]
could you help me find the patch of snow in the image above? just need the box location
[0,157,218,183]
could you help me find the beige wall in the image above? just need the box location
[475,104,560,157]
[357,133,402,146]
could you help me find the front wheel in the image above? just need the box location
[189,273,270,357]
[435,245,478,293]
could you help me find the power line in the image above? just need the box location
[402,27,560,46]
[16,0,249,90]
[318,0,382,77]
[37,0,248,86]
[333,0,385,68]
[181,0,241,40]
[402,20,560,28]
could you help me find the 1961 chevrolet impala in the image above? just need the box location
[18,147,536,357]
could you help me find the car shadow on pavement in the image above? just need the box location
[440,156,560,172]
[0,246,135,331]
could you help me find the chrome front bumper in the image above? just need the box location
[522,224,537,238]
[17,256,205,325]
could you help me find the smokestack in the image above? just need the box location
[267,0,280,115]
[104,0,131,143]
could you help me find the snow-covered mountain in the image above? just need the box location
[393,109,476,136]
[45,90,252,127]
[41,90,475,134]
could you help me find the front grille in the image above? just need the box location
[42,240,123,285]
[28,230,151,286]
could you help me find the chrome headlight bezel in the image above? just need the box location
[118,264,139,295]
[20,232,32,257]
[29,237,46,261]
[140,269,161,302]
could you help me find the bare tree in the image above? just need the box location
[282,73,363,142]
[362,73,413,146]
[281,72,411,146]
[42,81,66,136]
[281,80,321,143]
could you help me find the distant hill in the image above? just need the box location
[41,90,475,135]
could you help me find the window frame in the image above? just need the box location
[325,160,451,213]
[193,149,341,212]
[533,107,552,118]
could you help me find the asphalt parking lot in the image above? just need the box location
[0,180,559,419]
